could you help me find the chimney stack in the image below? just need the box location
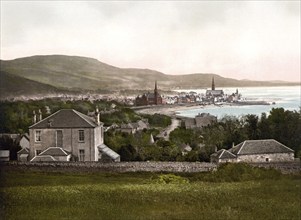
[95,107,100,126]
[38,109,42,121]
[33,110,37,124]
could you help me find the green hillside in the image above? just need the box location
[0,71,62,99]
[0,55,298,92]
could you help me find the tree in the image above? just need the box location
[244,114,259,139]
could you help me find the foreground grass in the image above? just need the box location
[1,165,300,220]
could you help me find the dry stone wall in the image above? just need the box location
[2,161,217,173]
[1,161,300,174]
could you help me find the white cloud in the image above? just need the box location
[0,1,300,81]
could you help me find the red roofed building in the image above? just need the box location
[135,81,163,106]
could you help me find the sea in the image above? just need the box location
[175,86,301,119]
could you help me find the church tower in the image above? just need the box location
[211,77,215,91]
[154,81,158,105]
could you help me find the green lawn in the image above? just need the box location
[1,166,300,220]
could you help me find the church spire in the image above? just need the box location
[154,81,158,105]
[211,77,215,91]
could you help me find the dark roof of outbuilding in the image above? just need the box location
[39,147,70,156]
[230,139,294,155]
[211,149,236,159]
[29,109,102,129]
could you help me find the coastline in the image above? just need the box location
[133,102,262,118]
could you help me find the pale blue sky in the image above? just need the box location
[1,1,300,82]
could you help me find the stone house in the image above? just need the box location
[210,139,295,164]
[230,139,295,163]
[29,109,120,162]
[185,113,217,129]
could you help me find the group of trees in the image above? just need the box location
[0,99,140,133]
[200,108,301,160]
[106,107,301,162]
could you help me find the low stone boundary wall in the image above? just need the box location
[1,161,217,173]
[1,161,299,174]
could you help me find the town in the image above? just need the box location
[1,1,300,219]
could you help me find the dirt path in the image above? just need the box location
[158,118,181,140]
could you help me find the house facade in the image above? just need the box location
[29,109,119,162]
[210,139,295,164]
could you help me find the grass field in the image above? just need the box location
[1,164,300,220]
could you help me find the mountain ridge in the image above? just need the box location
[1,55,299,94]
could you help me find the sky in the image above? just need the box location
[0,1,300,82]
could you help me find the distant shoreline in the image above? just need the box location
[133,101,272,118]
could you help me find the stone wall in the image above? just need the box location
[1,161,299,174]
[1,161,217,173]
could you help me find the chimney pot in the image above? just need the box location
[33,110,37,124]
[95,107,100,125]
[38,109,42,121]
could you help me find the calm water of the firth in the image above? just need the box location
[175,86,301,119]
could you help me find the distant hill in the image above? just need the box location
[0,71,62,99]
[1,55,299,94]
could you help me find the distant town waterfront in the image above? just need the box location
[176,86,301,118]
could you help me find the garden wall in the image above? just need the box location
[1,161,217,173]
[1,161,300,174]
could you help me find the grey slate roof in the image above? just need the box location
[230,139,294,155]
[39,147,70,156]
[30,155,56,162]
[30,109,102,129]
[211,149,236,159]
[98,144,120,160]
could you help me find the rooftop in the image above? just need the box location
[98,144,120,160]
[30,155,56,162]
[211,149,236,159]
[230,139,294,155]
[30,109,102,129]
[39,147,70,156]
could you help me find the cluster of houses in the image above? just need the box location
[0,105,297,164]
[135,77,241,106]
